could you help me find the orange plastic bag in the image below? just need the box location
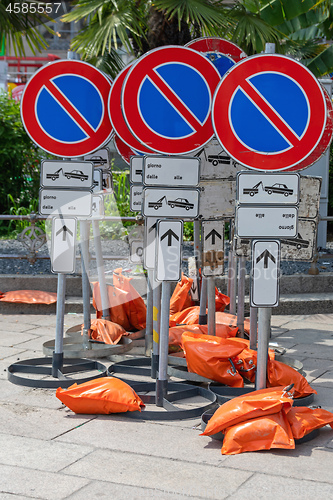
[215,289,230,312]
[201,386,294,436]
[113,269,146,330]
[182,332,245,387]
[0,290,57,304]
[56,377,145,414]
[85,319,126,345]
[170,308,250,335]
[286,406,333,439]
[229,338,275,384]
[168,324,238,349]
[267,359,317,398]
[221,411,295,455]
[169,274,194,315]
[92,282,132,331]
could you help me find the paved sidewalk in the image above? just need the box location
[0,312,333,499]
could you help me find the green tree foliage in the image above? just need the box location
[63,0,333,78]
[0,0,51,56]
[0,93,46,234]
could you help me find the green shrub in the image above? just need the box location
[0,92,48,236]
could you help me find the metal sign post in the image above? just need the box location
[207,277,216,336]
[52,273,66,377]
[156,219,183,406]
[152,279,161,378]
[145,269,154,356]
[79,219,91,350]
[92,220,111,320]
[251,239,280,390]
[198,277,208,324]
[237,256,246,338]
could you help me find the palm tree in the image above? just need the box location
[0,0,52,56]
[63,0,333,78]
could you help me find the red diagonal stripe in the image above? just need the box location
[43,80,95,137]
[148,69,203,132]
[241,79,300,147]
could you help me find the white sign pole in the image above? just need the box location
[145,269,154,356]
[152,278,161,379]
[207,277,216,336]
[156,219,183,406]
[92,220,111,320]
[237,256,246,337]
[79,220,92,350]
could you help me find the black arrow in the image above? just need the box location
[56,225,73,241]
[256,249,276,269]
[205,229,222,245]
[161,229,179,246]
[148,222,157,233]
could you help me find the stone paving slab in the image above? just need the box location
[227,473,333,500]
[62,448,252,500]
[67,480,203,500]
[0,464,90,500]
[0,401,96,440]
[0,312,333,499]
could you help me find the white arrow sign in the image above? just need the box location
[144,217,158,270]
[156,219,183,282]
[202,220,224,277]
[51,217,77,274]
[251,240,280,307]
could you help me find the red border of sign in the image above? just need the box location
[286,85,333,171]
[122,46,221,155]
[108,64,155,154]
[186,37,247,63]
[212,54,327,171]
[113,135,141,165]
[21,60,113,158]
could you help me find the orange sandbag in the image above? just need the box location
[170,307,250,334]
[168,323,238,348]
[0,290,57,304]
[92,282,132,331]
[230,338,275,383]
[56,377,145,414]
[201,386,294,436]
[85,319,126,345]
[182,332,245,387]
[169,274,194,315]
[267,359,317,398]
[113,269,146,330]
[221,411,295,455]
[286,406,333,439]
[215,288,230,312]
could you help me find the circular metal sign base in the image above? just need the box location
[43,336,133,359]
[7,357,107,389]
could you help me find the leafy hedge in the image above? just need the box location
[0,92,46,235]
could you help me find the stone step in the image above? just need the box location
[1,292,332,316]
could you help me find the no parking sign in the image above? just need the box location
[21,60,113,157]
[212,54,328,171]
[121,46,221,155]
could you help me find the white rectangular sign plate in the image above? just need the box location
[143,188,199,218]
[237,172,299,205]
[156,219,183,282]
[39,189,92,217]
[236,206,297,238]
[298,176,322,219]
[143,156,200,187]
[130,156,143,184]
[130,184,143,212]
[130,240,144,264]
[51,217,77,274]
[202,220,224,277]
[194,138,244,180]
[199,180,236,219]
[84,148,110,169]
[92,169,103,192]
[235,218,316,262]
[251,239,280,307]
[144,217,158,270]
[91,195,104,218]
[41,161,94,189]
